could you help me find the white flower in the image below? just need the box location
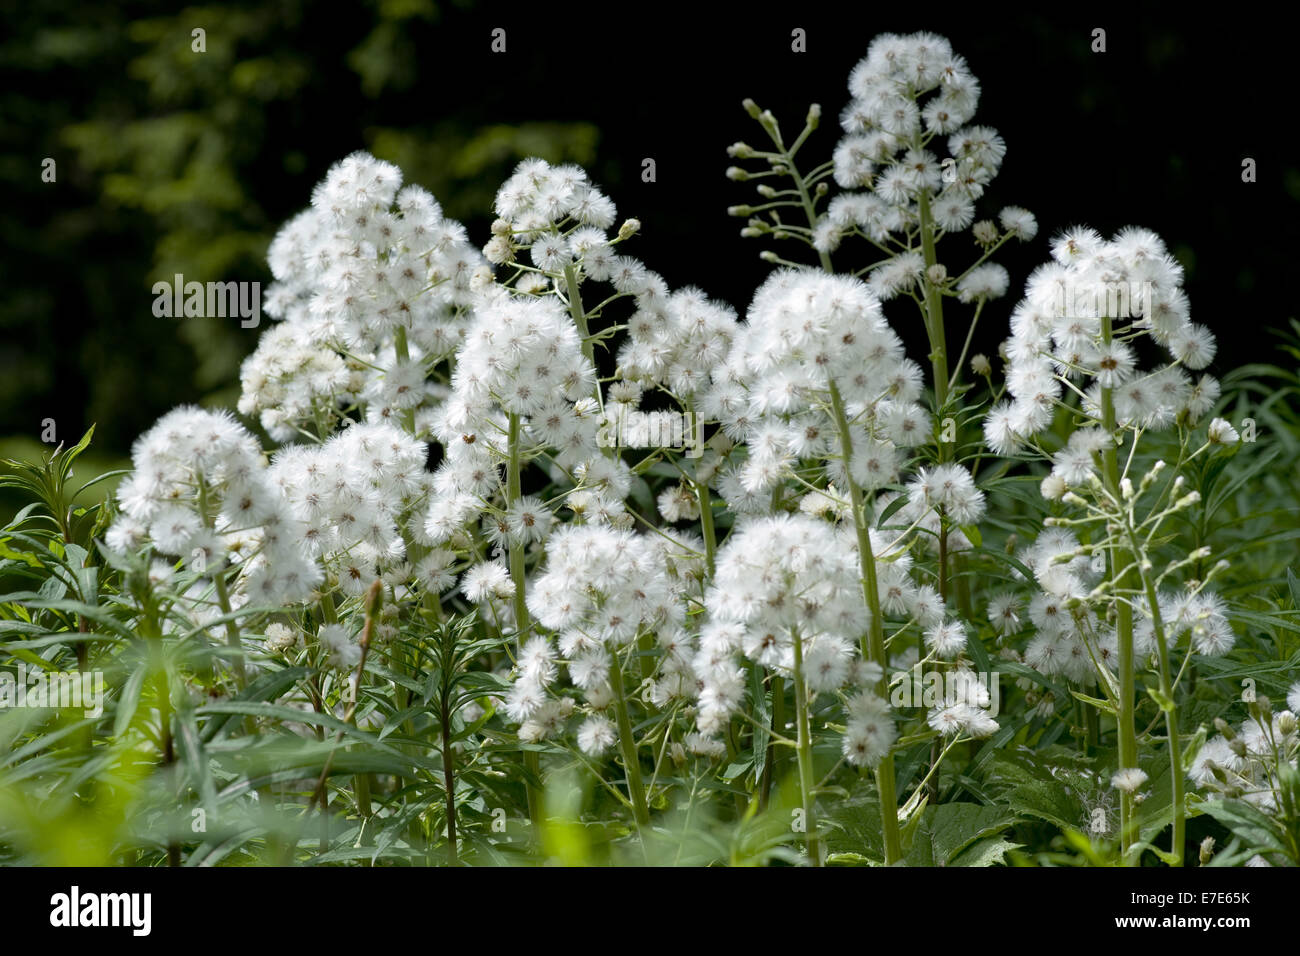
[1111,767,1148,792]
[577,716,616,756]
[1207,417,1239,445]
[461,562,514,603]
[319,623,361,669]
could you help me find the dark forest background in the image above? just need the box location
[2,1,1294,476]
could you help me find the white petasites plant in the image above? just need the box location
[107,406,320,609]
[695,514,888,862]
[728,31,1036,416]
[267,421,431,601]
[508,523,699,826]
[985,225,1239,866]
[54,29,1295,867]
[240,152,486,441]
[699,268,992,864]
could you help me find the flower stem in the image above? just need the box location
[506,411,543,828]
[828,380,903,864]
[1099,314,1139,862]
[916,190,950,415]
[609,658,651,828]
[1133,544,1185,865]
[790,627,823,866]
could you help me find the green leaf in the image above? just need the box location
[903,803,1019,866]
[1197,799,1292,861]
[1071,689,1117,716]
[1005,778,1084,831]
[950,834,1022,867]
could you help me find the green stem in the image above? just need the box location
[394,326,417,435]
[1100,314,1139,863]
[609,659,651,828]
[563,263,603,411]
[1134,545,1185,865]
[828,381,903,864]
[916,190,949,415]
[790,629,822,866]
[506,411,543,828]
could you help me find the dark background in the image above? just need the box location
[2,1,1293,465]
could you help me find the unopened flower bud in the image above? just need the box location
[727,141,756,159]
[1199,836,1216,865]
[617,219,640,241]
[726,165,750,181]
[742,98,761,119]
[926,263,948,284]
[971,353,991,376]
[806,103,821,129]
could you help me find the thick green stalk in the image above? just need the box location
[916,190,950,415]
[506,412,543,827]
[1099,314,1138,861]
[790,629,822,865]
[609,660,651,828]
[828,381,903,864]
[1134,552,1185,865]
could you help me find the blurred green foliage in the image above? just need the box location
[1,0,599,461]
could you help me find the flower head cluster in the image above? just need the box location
[1189,705,1299,813]
[693,515,894,763]
[107,407,320,606]
[425,289,608,547]
[1000,526,1237,687]
[816,32,1035,299]
[987,226,1216,459]
[504,525,694,750]
[705,269,930,504]
[267,422,430,598]
[240,151,485,440]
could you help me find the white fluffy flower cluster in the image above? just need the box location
[107,407,320,606]
[505,525,694,750]
[493,159,739,428]
[1189,707,1299,812]
[1007,529,1105,683]
[240,151,486,440]
[1002,527,1237,685]
[617,287,739,400]
[889,462,987,554]
[818,32,1034,300]
[267,422,430,598]
[693,514,896,765]
[925,668,999,738]
[986,226,1218,460]
[425,289,617,548]
[490,158,618,256]
[704,269,931,510]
